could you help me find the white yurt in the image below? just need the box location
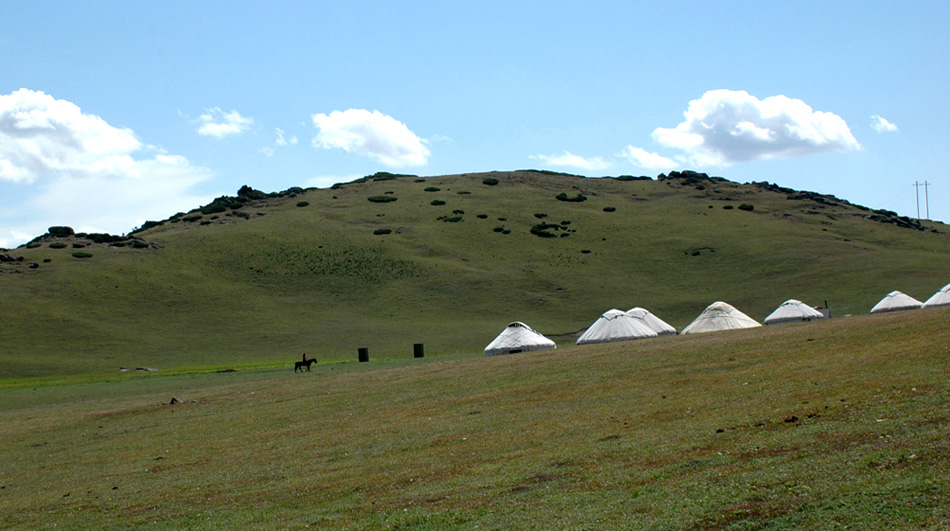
[681,301,761,334]
[922,283,950,308]
[484,322,556,356]
[764,299,826,325]
[869,291,923,313]
[576,309,658,345]
[626,307,677,336]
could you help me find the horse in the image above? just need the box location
[294,358,317,373]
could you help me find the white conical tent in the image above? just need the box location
[681,301,761,334]
[626,307,677,336]
[870,291,923,313]
[484,322,556,356]
[577,309,658,345]
[923,283,950,308]
[764,299,826,325]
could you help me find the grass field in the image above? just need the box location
[1,307,948,530]
[2,171,948,379]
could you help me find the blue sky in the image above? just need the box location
[2,1,948,247]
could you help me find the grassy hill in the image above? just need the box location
[1,308,948,529]
[1,170,948,378]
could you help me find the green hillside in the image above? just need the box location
[2,170,948,378]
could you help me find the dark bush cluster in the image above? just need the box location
[424,187,441,192]
[603,207,616,212]
[482,178,499,186]
[49,242,68,249]
[368,196,398,203]
[431,200,446,206]
[530,223,562,238]
[136,220,164,232]
[738,204,754,211]
[556,193,587,202]
[72,252,93,259]
[296,201,310,207]
[613,175,652,181]
[373,228,392,235]
[237,185,269,200]
[437,216,463,223]
[476,214,488,219]
[48,226,75,237]
[534,213,547,219]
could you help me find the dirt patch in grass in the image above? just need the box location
[684,498,799,531]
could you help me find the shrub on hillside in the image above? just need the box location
[457,191,470,195]
[424,187,441,192]
[85,233,123,244]
[534,213,547,219]
[482,178,499,186]
[49,242,67,249]
[182,214,203,222]
[296,201,310,207]
[603,207,616,212]
[48,226,75,237]
[431,200,446,206]
[738,204,754,211]
[530,223,561,238]
[613,175,651,181]
[723,205,734,210]
[72,252,93,259]
[135,220,163,232]
[438,216,463,223]
[556,193,587,202]
[237,185,269,200]
[367,196,398,203]
[373,228,392,235]
[201,204,228,215]
[476,214,488,219]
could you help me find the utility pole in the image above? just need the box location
[913,181,921,220]
[924,181,930,220]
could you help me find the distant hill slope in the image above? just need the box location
[2,170,948,378]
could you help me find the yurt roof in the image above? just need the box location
[870,291,923,313]
[681,301,761,334]
[576,309,658,345]
[764,299,825,325]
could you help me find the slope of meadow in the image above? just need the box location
[2,170,948,378]
[0,308,947,530]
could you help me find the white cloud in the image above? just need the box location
[650,89,861,166]
[197,107,254,138]
[0,88,142,183]
[275,128,298,146]
[258,146,275,157]
[531,151,611,171]
[871,115,898,133]
[618,146,679,171]
[312,109,429,167]
[0,88,214,244]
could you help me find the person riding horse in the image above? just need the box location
[295,353,315,372]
